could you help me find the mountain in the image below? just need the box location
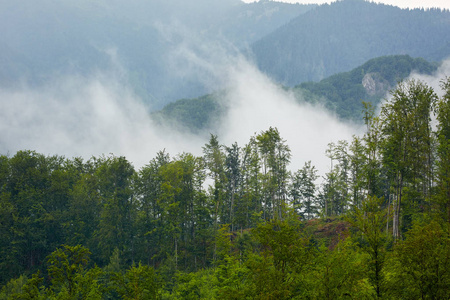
[292,55,438,120]
[251,0,450,86]
[152,92,226,133]
[155,55,438,131]
[0,0,313,108]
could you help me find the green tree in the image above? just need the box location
[113,263,161,300]
[134,150,169,266]
[347,195,390,298]
[94,155,136,265]
[224,142,242,231]
[307,239,374,299]
[203,134,226,227]
[290,161,319,219]
[48,245,95,299]
[6,151,65,276]
[241,136,262,227]
[381,79,437,238]
[386,220,450,299]
[322,141,350,217]
[9,271,48,300]
[249,216,312,299]
[435,77,450,223]
[255,127,291,220]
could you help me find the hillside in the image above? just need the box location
[0,0,313,107]
[251,0,450,86]
[155,55,438,130]
[292,55,438,120]
[152,92,227,133]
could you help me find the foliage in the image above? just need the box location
[293,55,438,121]
[153,55,438,132]
[385,220,450,299]
[1,77,450,298]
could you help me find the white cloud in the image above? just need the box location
[219,57,361,175]
[0,55,361,176]
[0,73,204,167]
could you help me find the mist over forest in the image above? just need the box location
[1,0,449,171]
[1,0,450,299]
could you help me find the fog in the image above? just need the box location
[408,59,450,97]
[0,48,364,176]
[1,3,448,175]
[0,73,205,167]
[218,57,361,174]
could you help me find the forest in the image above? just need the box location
[1,77,449,299]
[156,54,440,133]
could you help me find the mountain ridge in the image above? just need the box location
[251,0,450,86]
[154,54,439,131]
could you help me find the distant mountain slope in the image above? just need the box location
[155,55,438,131]
[0,0,313,107]
[293,55,438,120]
[207,1,315,47]
[251,0,450,86]
[152,92,226,133]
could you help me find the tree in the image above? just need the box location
[46,244,96,298]
[5,151,64,276]
[224,142,242,231]
[290,161,319,219]
[362,102,383,198]
[381,79,437,238]
[94,155,136,265]
[307,239,373,299]
[386,220,450,299]
[347,195,390,298]
[255,127,291,220]
[435,77,450,223]
[322,141,350,217]
[203,134,226,226]
[249,216,312,299]
[241,137,262,227]
[134,150,169,266]
[113,263,161,300]
[157,153,209,272]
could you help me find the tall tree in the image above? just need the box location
[224,142,242,231]
[290,161,319,219]
[241,136,262,227]
[203,135,227,226]
[134,150,170,266]
[94,155,136,265]
[381,79,437,238]
[322,141,350,216]
[347,195,390,298]
[435,77,450,223]
[256,127,291,220]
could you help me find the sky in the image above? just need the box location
[241,0,450,10]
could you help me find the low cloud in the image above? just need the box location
[1,33,364,176]
[0,73,205,167]
[408,58,450,97]
[218,58,361,175]
[0,59,361,175]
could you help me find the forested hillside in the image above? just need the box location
[155,55,438,131]
[0,0,313,106]
[152,92,227,133]
[1,77,449,298]
[252,0,450,85]
[293,55,438,120]
[2,0,448,108]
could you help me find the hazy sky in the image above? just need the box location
[241,0,450,10]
